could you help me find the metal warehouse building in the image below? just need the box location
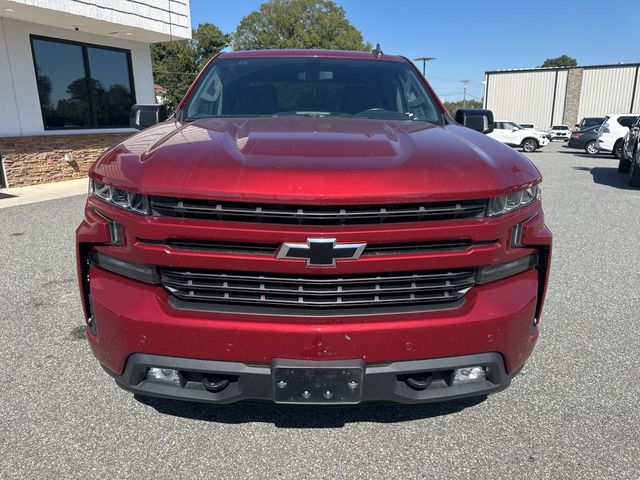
[484,63,640,130]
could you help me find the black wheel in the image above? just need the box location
[613,139,623,159]
[585,141,599,155]
[522,138,538,153]
[629,150,640,187]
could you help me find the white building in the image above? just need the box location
[0,0,191,187]
[484,63,640,131]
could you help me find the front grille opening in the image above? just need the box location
[150,197,487,225]
[181,371,238,393]
[161,268,475,316]
[399,371,456,391]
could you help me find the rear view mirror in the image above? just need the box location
[130,104,168,130]
[454,109,494,134]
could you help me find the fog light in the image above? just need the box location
[146,367,180,385]
[452,366,486,385]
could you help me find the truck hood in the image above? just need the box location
[91,117,541,203]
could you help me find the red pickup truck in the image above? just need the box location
[76,49,552,405]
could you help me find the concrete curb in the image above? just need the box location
[0,178,88,209]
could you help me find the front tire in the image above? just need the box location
[629,150,640,187]
[613,139,623,159]
[522,138,538,153]
[585,141,599,155]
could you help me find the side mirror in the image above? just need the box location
[130,104,168,130]
[454,109,494,134]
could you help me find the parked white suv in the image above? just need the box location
[488,121,550,152]
[548,125,571,141]
[596,114,640,158]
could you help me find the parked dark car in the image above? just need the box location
[567,126,600,154]
[575,117,605,131]
[620,116,640,169]
[620,117,640,186]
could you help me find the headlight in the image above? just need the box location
[91,179,150,215]
[486,185,539,217]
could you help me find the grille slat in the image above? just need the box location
[139,238,478,256]
[167,290,463,307]
[161,269,473,285]
[150,197,486,225]
[162,278,474,296]
[161,268,475,314]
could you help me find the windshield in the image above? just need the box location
[501,122,521,130]
[552,125,569,130]
[582,118,604,129]
[183,57,443,124]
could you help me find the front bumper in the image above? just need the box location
[538,137,550,146]
[106,351,516,405]
[86,264,540,395]
[77,195,552,405]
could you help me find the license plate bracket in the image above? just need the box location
[272,359,365,405]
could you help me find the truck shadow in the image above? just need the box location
[572,166,636,190]
[135,395,486,427]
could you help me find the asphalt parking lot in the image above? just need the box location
[1,141,639,480]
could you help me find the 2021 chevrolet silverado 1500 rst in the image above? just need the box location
[76,49,552,405]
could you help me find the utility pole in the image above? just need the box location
[462,80,470,108]
[413,57,436,77]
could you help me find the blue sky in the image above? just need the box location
[190,0,640,101]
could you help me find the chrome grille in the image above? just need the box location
[140,238,480,256]
[161,268,476,315]
[150,197,487,225]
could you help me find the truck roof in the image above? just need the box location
[219,49,408,63]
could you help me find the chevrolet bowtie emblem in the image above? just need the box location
[276,238,367,267]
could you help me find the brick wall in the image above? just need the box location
[0,133,130,188]
[562,68,584,127]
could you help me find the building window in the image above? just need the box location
[30,36,136,130]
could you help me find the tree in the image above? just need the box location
[233,0,371,51]
[442,99,483,117]
[541,55,578,68]
[151,23,229,110]
[192,24,231,70]
[35,68,52,112]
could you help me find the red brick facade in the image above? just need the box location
[0,133,130,188]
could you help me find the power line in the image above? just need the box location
[465,92,483,101]
[429,75,468,83]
